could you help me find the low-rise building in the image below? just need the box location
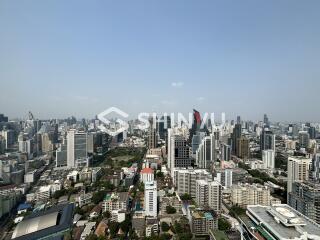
[231,183,275,208]
[102,192,128,212]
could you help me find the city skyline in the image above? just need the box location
[1,0,320,121]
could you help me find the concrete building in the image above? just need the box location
[144,181,157,217]
[246,204,320,240]
[102,192,128,212]
[140,167,154,184]
[262,149,275,170]
[167,129,192,176]
[287,156,312,194]
[0,189,21,218]
[260,130,275,151]
[12,203,74,240]
[196,180,209,207]
[174,168,212,198]
[221,143,231,161]
[236,136,250,159]
[67,130,88,168]
[1,129,14,149]
[288,181,320,224]
[298,131,310,149]
[208,181,222,213]
[196,134,215,169]
[56,138,67,167]
[191,211,217,235]
[231,183,273,208]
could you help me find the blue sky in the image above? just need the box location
[0,0,320,121]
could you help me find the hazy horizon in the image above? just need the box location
[1,0,320,122]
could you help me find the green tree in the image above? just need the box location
[161,222,170,232]
[179,194,192,201]
[218,218,231,231]
[166,205,177,214]
[92,190,106,204]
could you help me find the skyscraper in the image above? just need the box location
[158,115,171,141]
[262,149,275,170]
[196,134,215,169]
[260,130,275,151]
[231,123,242,155]
[263,114,269,127]
[144,181,157,217]
[167,130,192,176]
[221,144,231,161]
[236,136,250,159]
[148,117,158,149]
[298,131,310,149]
[67,129,88,168]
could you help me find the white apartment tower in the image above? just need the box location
[144,181,157,217]
[262,149,275,170]
[287,156,312,194]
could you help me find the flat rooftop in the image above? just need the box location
[12,203,74,240]
[246,204,320,239]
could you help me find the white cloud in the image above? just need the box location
[197,97,205,101]
[171,81,184,88]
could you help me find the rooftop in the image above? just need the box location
[246,204,320,240]
[12,203,74,240]
[141,167,154,174]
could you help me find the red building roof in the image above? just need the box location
[140,168,154,174]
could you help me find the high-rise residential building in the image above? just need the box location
[224,169,233,188]
[287,156,312,194]
[263,114,269,127]
[174,168,212,198]
[41,133,53,153]
[56,138,67,167]
[196,180,209,207]
[208,181,222,213]
[0,114,8,123]
[0,136,5,154]
[144,181,157,217]
[236,136,250,159]
[67,129,88,168]
[167,131,192,176]
[311,153,320,181]
[1,129,14,149]
[231,183,272,208]
[221,144,231,161]
[148,117,158,149]
[196,134,215,169]
[260,130,275,151]
[308,126,316,139]
[288,181,320,224]
[262,149,275,170]
[195,180,222,213]
[298,131,310,149]
[231,123,242,155]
